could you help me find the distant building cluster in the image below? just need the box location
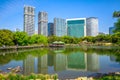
[24,5,99,37]
[109,27,115,35]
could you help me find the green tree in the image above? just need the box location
[28,35,38,44]
[114,18,120,33]
[113,11,120,33]
[13,31,29,46]
[48,36,60,43]
[0,29,14,46]
[36,35,48,45]
[81,36,95,43]
[113,11,120,18]
[111,32,120,44]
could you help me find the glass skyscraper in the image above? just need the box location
[48,23,54,36]
[24,5,35,36]
[86,17,98,36]
[38,12,48,36]
[109,27,115,34]
[54,18,67,37]
[66,18,86,38]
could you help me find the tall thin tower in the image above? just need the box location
[24,5,35,36]
[38,12,48,36]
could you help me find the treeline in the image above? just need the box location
[0,29,120,47]
[0,29,47,46]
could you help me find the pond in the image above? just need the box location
[0,46,120,79]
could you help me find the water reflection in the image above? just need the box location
[87,53,99,72]
[1,47,120,77]
[67,52,87,71]
[110,55,116,62]
[22,48,99,75]
[54,53,67,71]
[23,55,35,75]
[38,54,48,74]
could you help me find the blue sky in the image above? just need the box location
[0,0,120,33]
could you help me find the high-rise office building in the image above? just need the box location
[54,18,67,37]
[38,12,48,36]
[66,18,86,38]
[109,27,115,35]
[86,17,98,36]
[48,23,54,36]
[24,5,35,36]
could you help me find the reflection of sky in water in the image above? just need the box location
[0,49,120,79]
[0,60,23,72]
[99,55,120,73]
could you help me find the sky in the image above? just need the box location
[0,0,120,33]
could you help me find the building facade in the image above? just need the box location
[109,27,115,34]
[38,12,48,36]
[86,17,98,36]
[66,18,86,38]
[54,18,67,37]
[48,23,54,36]
[24,5,35,36]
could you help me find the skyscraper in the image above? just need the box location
[54,18,67,37]
[48,23,54,36]
[38,12,48,36]
[66,18,86,38]
[24,5,35,36]
[86,17,98,36]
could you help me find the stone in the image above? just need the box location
[115,72,120,75]
[76,77,87,80]
[7,67,12,70]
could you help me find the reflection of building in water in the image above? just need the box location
[87,53,99,72]
[110,55,116,62]
[48,54,54,66]
[38,54,48,74]
[54,53,67,71]
[67,52,87,71]
[23,55,35,75]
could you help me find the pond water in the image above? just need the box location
[0,47,120,79]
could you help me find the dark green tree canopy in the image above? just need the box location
[113,11,120,33]
[0,29,14,46]
[113,11,120,18]
[114,18,120,33]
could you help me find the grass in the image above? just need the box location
[94,75,120,80]
[0,73,58,80]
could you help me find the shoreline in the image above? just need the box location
[0,43,120,50]
[0,70,120,80]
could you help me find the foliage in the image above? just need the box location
[94,75,120,80]
[111,32,120,44]
[48,36,80,44]
[113,11,120,18]
[13,31,29,46]
[113,11,120,33]
[0,48,48,65]
[81,36,95,43]
[0,73,58,80]
[48,36,61,43]
[29,34,48,45]
[114,18,120,33]
[1,29,120,47]
[0,29,14,46]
